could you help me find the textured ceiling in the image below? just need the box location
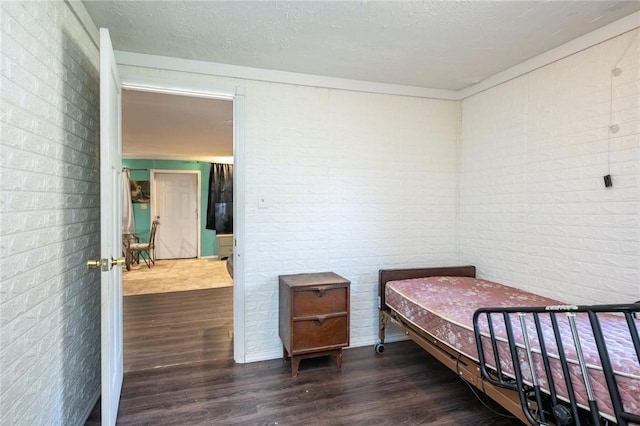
[83,1,640,160]
[85,1,640,90]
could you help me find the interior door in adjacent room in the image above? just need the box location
[152,171,199,259]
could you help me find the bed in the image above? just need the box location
[377,266,640,425]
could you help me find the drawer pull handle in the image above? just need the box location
[306,285,344,296]
[294,312,346,322]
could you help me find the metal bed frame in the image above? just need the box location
[473,303,640,426]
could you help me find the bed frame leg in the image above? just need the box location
[375,311,389,354]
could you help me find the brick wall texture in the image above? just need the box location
[460,29,640,304]
[1,1,638,423]
[1,2,101,425]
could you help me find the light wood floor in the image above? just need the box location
[85,287,522,425]
[123,258,232,296]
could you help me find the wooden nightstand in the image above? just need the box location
[279,272,350,377]
[216,233,233,259]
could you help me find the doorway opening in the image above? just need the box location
[120,87,236,372]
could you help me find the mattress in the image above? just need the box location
[385,276,640,422]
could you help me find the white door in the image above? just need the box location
[99,28,124,426]
[153,172,199,259]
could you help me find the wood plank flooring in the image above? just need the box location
[86,287,522,425]
[122,287,233,372]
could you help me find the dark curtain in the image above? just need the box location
[206,163,233,233]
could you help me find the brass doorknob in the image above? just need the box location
[111,257,126,268]
[87,259,102,270]
[87,257,125,270]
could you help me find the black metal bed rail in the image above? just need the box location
[472,302,640,426]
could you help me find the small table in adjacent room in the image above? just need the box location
[216,233,233,260]
[278,272,350,377]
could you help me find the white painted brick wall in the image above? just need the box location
[243,84,460,358]
[118,65,460,360]
[1,2,101,425]
[460,30,640,304]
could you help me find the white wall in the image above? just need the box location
[459,29,640,304]
[246,86,460,358]
[119,64,460,360]
[0,2,101,425]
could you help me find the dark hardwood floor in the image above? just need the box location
[122,287,233,372]
[86,287,522,425]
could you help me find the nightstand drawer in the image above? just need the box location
[216,233,233,258]
[218,244,233,258]
[291,314,348,352]
[292,285,348,317]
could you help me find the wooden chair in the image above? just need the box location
[127,220,159,269]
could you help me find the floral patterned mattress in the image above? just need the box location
[385,276,640,422]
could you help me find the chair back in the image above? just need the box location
[148,220,159,249]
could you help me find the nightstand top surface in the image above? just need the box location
[279,272,349,287]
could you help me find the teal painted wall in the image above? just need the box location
[123,159,218,257]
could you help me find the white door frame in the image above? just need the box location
[150,169,201,258]
[120,77,246,363]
